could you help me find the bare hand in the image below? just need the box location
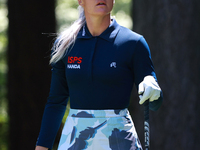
[35,146,48,150]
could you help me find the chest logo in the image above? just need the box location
[110,62,117,68]
[67,56,82,69]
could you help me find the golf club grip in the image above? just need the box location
[144,100,150,150]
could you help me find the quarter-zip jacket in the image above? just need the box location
[36,19,163,149]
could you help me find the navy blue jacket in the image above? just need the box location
[36,19,163,149]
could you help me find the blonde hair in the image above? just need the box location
[50,6,86,64]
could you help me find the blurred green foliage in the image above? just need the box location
[0,0,132,149]
[0,0,8,149]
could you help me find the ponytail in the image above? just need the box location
[50,6,86,64]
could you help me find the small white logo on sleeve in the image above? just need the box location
[110,62,116,68]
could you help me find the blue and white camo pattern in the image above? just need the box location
[58,109,142,150]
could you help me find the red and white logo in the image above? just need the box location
[67,56,82,69]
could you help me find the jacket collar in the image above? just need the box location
[77,19,120,42]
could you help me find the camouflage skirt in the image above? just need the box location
[58,108,142,150]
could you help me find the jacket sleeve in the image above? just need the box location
[36,59,69,149]
[132,36,163,111]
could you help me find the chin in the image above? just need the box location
[94,10,111,16]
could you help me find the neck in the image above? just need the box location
[85,14,111,36]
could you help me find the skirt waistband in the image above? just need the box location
[68,108,129,118]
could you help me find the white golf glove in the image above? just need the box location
[138,75,161,105]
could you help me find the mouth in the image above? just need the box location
[97,2,106,6]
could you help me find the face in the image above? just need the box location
[78,0,115,17]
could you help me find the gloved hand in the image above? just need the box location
[138,75,161,105]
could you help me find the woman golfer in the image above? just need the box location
[35,0,163,149]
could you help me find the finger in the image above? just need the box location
[139,97,147,105]
[149,90,160,102]
[139,87,151,105]
[138,82,144,95]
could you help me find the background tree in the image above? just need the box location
[130,0,200,149]
[7,0,56,149]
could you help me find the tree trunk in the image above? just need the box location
[130,0,200,149]
[7,0,56,149]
